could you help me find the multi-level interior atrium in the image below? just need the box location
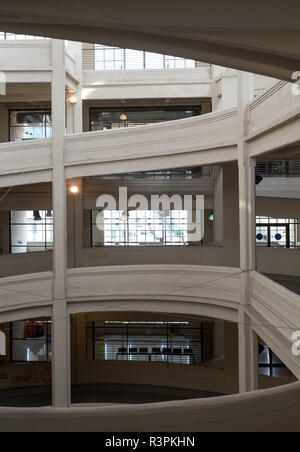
[0,30,300,432]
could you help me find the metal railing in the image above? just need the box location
[87,322,213,365]
[83,46,197,70]
[256,161,300,176]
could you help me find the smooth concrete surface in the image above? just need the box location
[0,2,299,79]
[0,384,221,407]
[0,382,300,432]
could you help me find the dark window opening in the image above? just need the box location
[87,321,213,365]
[90,107,202,131]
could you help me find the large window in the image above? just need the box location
[11,320,52,362]
[87,321,213,365]
[256,217,299,248]
[10,110,52,142]
[10,210,53,254]
[92,210,202,247]
[90,107,201,131]
[84,45,196,70]
[259,344,293,379]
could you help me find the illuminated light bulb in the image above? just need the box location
[120,211,129,221]
[69,95,78,105]
[120,113,128,121]
[70,186,79,194]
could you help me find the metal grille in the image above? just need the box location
[256,161,300,176]
[86,168,204,180]
[87,322,213,365]
[83,45,197,70]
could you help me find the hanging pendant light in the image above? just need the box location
[33,210,42,221]
[46,210,53,218]
[120,112,128,121]
[120,211,129,221]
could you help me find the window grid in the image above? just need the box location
[256,216,299,248]
[84,45,197,70]
[92,210,197,247]
[259,345,292,378]
[10,211,53,254]
[87,321,213,366]
[9,110,52,142]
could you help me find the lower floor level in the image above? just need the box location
[0,311,296,406]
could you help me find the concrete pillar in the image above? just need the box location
[238,72,256,273]
[51,39,70,407]
[66,42,83,135]
[224,322,239,394]
[52,301,71,406]
[238,312,259,393]
[237,72,258,393]
[52,39,67,300]
[223,163,240,267]
[213,165,223,244]
[214,320,224,360]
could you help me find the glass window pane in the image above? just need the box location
[10,211,53,253]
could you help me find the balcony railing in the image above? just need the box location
[83,45,197,70]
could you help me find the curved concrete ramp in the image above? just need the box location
[0,382,299,432]
[0,2,300,79]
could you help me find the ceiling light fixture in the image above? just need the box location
[120,113,128,121]
[120,211,129,221]
[70,186,79,194]
[33,210,42,221]
[69,95,78,105]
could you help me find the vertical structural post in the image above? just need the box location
[73,42,83,135]
[238,313,259,392]
[238,72,256,273]
[237,72,258,393]
[51,39,70,407]
[66,41,83,135]
[213,165,223,244]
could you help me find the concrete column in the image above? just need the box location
[52,39,67,300]
[52,301,71,407]
[66,42,83,135]
[213,165,223,244]
[238,72,256,273]
[74,43,83,135]
[51,39,70,407]
[237,72,258,393]
[223,163,240,267]
[214,320,224,360]
[238,312,259,393]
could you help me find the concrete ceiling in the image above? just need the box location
[0,1,300,80]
